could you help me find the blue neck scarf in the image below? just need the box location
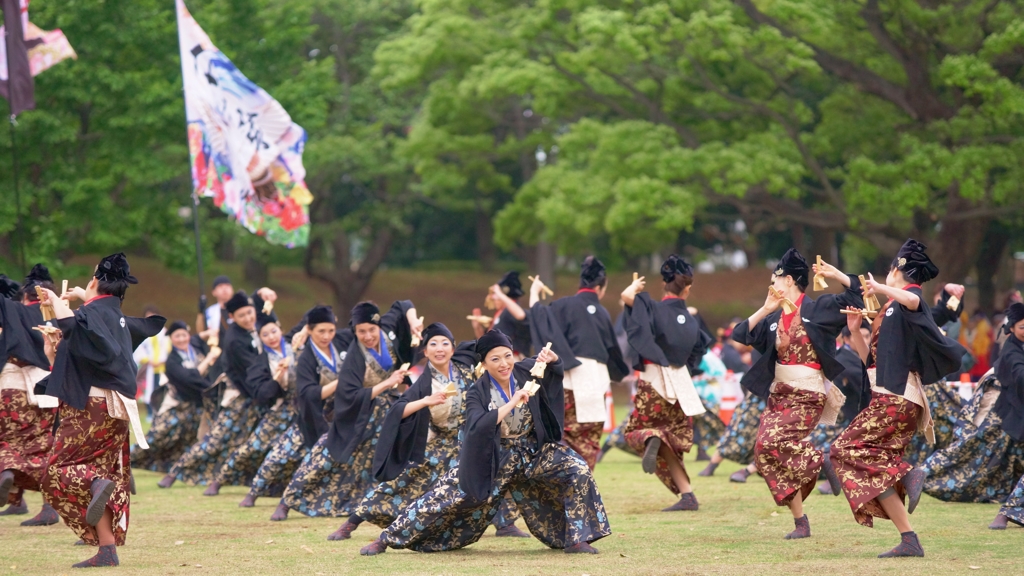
[488,372,516,405]
[312,342,338,374]
[367,335,394,371]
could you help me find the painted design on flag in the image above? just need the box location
[176,0,312,248]
[0,1,77,81]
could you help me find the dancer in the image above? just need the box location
[733,249,864,539]
[211,312,296,497]
[0,267,59,526]
[130,321,219,473]
[268,305,353,520]
[529,256,629,468]
[333,323,527,541]
[280,300,421,520]
[159,288,278,488]
[36,253,165,568]
[824,239,965,558]
[362,330,610,555]
[471,271,531,358]
[988,302,1024,529]
[619,255,712,511]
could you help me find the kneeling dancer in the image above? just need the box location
[620,255,712,511]
[362,330,610,555]
[732,249,864,539]
[825,239,965,557]
[38,254,164,568]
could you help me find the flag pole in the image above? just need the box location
[9,114,25,270]
[191,188,207,318]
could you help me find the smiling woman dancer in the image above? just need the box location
[361,329,611,556]
[334,323,528,543]
[824,239,965,558]
[619,255,712,512]
[280,300,421,523]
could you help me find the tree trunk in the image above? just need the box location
[243,255,268,287]
[808,226,837,265]
[536,242,557,290]
[929,187,989,289]
[790,225,806,255]
[475,201,497,272]
[976,227,1010,315]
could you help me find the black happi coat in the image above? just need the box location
[372,341,477,482]
[165,335,213,405]
[0,297,49,370]
[43,296,165,409]
[458,357,565,502]
[493,308,532,357]
[294,327,354,449]
[930,287,964,328]
[622,293,711,374]
[224,317,283,406]
[530,291,629,381]
[732,275,864,399]
[833,345,868,420]
[995,334,1024,442]
[868,286,965,396]
[326,300,415,463]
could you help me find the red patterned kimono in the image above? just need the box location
[563,390,602,470]
[42,398,132,545]
[624,378,694,493]
[0,383,56,504]
[754,298,827,506]
[830,302,920,527]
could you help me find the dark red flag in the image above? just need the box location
[0,0,35,117]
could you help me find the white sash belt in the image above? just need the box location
[640,363,706,416]
[563,358,611,423]
[88,386,149,449]
[1,363,57,408]
[772,363,845,426]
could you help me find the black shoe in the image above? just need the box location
[989,513,1008,530]
[698,461,719,477]
[86,478,115,527]
[0,497,28,516]
[495,525,531,538]
[20,502,59,526]
[642,437,661,474]
[822,447,842,496]
[0,470,14,504]
[695,446,711,462]
[360,539,388,556]
[729,468,751,483]
[784,515,810,540]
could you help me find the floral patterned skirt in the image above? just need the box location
[1001,474,1024,526]
[829,392,920,527]
[0,389,55,503]
[602,420,638,457]
[923,378,1024,503]
[715,393,767,465]
[753,383,826,506]
[42,398,131,546]
[381,436,610,551]
[282,395,391,517]
[215,401,296,487]
[168,397,262,485]
[563,389,603,470]
[808,418,850,480]
[249,422,308,498]
[130,400,202,474]
[623,379,694,494]
[904,383,962,466]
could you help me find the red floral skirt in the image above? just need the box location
[563,390,602,470]
[42,398,132,545]
[829,391,919,527]
[0,389,56,504]
[754,383,826,506]
[624,379,693,494]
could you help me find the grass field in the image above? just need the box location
[1,442,1020,575]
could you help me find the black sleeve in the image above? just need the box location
[294,346,328,447]
[458,381,500,502]
[372,369,432,482]
[529,300,580,370]
[165,351,211,397]
[380,300,416,363]
[228,336,282,405]
[732,317,771,354]
[125,315,167,350]
[686,329,713,375]
[622,293,667,369]
[810,275,864,331]
[930,288,963,327]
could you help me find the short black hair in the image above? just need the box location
[841,326,851,338]
[97,278,130,301]
[19,279,55,301]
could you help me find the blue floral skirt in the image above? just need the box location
[715,393,767,465]
[380,436,611,551]
[168,396,263,485]
[215,400,297,486]
[131,400,202,473]
[249,422,308,498]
